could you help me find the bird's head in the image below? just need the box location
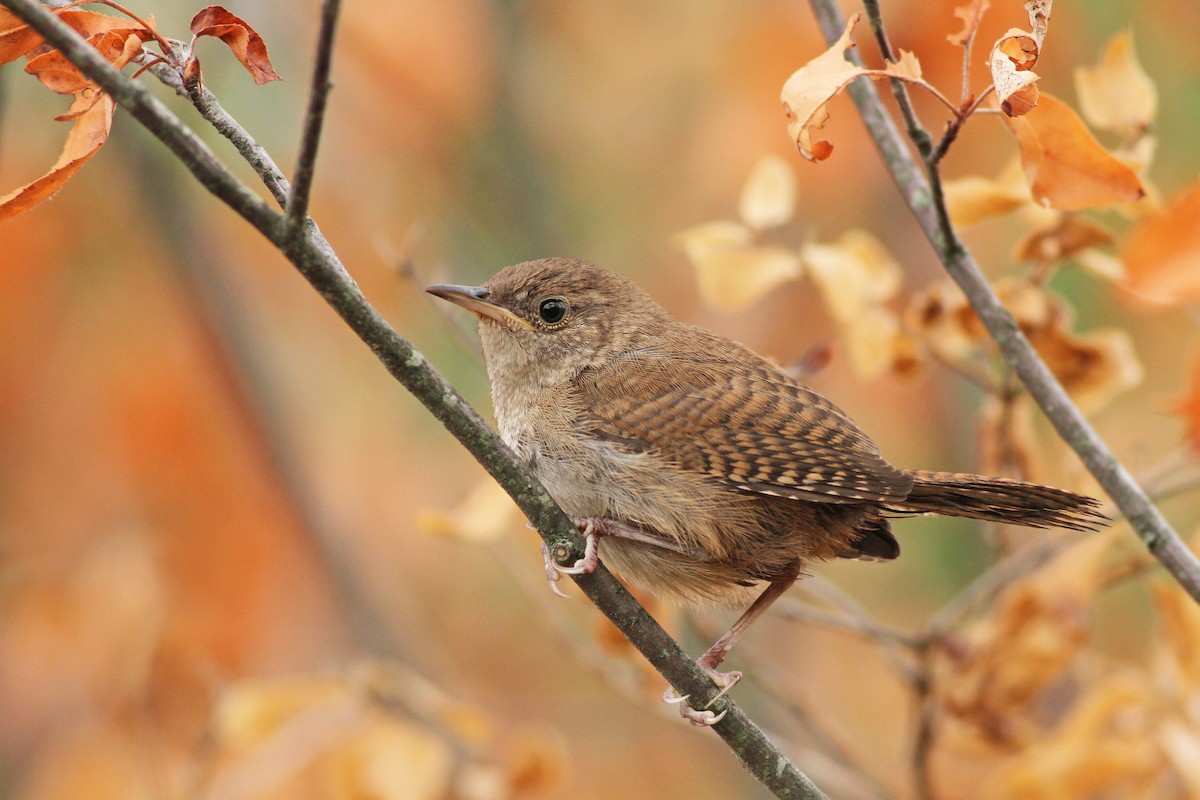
[427,257,670,386]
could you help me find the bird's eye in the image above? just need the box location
[538,297,568,325]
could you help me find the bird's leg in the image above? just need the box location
[666,563,801,727]
[540,517,712,596]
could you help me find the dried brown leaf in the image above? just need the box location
[189,6,281,85]
[988,1,1052,116]
[0,8,145,65]
[1075,32,1157,137]
[1003,93,1144,210]
[0,94,113,224]
[781,14,929,161]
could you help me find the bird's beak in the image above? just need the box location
[425,284,533,330]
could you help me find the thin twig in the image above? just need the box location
[773,597,921,648]
[797,576,919,680]
[861,0,932,158]
[910,643,937,800]
[806,0,1200,605]
[149,59,291,207]
[0,2,828,796]
[284,0,342,242]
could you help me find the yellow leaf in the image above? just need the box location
[842,306,902,380]
[738,154,797,230]
[943,174,1030,226]
[689,243,803,312]
[780,14,930,161]
[1075,32,1157,137]
[1003,93,1144,210]
[801,229,900,322]
[415,478,522,542]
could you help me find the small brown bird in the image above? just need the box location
[428,257,1105,724]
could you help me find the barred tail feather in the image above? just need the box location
[885,470,1108,532]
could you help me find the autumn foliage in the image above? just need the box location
[2,0,1200,799]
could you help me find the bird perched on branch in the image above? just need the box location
[428,257,1106,725]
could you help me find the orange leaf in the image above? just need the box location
[1002,93,1144,210]
[0,24,145,224]
[1121,182,1200,305]
[1,8,145,65]
[0,94,113,224]
[189,6,281,85]
[781,13,928,161]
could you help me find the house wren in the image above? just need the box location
[428,257,1105,725]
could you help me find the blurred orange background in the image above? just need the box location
[2,1,1199,798]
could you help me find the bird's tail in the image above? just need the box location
[884,470,1108,532]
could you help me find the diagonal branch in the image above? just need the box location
[0,1,827,796]
[284,0,342,241]
[804,0,1200,603]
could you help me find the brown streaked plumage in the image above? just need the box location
[428,257,1106,724]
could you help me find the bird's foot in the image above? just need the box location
[662,666,743,727]
[539,519,602,597]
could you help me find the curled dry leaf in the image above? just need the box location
[948,0,991,47]
[1003,93,1144,211]
[189,6,281,86]
[0,30,143,224]
[781,13,927,161]
[1120,181,1200,305]
[1075,32,1157,138]
[738,154,797,231]
[989,0,1052,116]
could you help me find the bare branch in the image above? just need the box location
[805,0,1200,604]
[0,2,829,795]
[284,0,342,241]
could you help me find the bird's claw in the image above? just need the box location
[539,520,602,596]
[662,668,742,727]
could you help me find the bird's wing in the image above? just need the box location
[575,341,913,504]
